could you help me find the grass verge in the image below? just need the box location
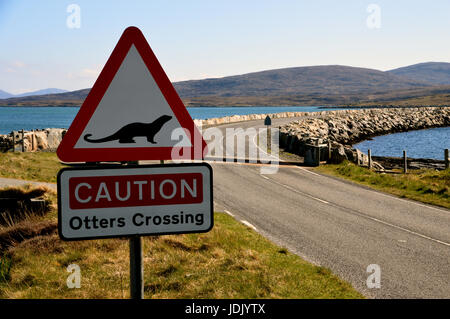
[0,153,363,298]
[0,152,63,183]
[314,161,449,209]
[0,212,363,299]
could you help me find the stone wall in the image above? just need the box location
[0,129,66,152]
[194,111,314,127]
[280,107,450,165]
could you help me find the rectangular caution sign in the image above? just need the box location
[58,163,213,240]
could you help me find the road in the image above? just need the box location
[0,176,56,190]
[207,117,450,298]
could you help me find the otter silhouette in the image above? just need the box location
[83,115,172,144]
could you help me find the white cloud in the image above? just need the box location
[3,61,26,73]
[12,61,26,68]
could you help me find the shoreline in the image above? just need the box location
[280,107,450,167]
[1,107,449,165]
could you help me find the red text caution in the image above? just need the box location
[69,173,203,210]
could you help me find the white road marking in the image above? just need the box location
[224,208,257,231]
[260,174,329,204]
[293,165,449,214]
[295,166,322,176]
[224,210,235,217]
[358,214,450,247]
[241,220,257,231]
[260,170,450,247]
[367,188,450,214]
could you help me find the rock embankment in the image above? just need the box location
[0,129,66,152]
[0,111,314,152]
[280,107,450,165]
[193,111,313,127]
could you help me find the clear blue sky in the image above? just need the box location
[1,0,450,94]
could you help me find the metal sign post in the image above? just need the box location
[129,236,143,299]
[56,26,211,300]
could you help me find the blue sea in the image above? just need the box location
[0,106,334,134]
[0,106,448,160]
[354,127,450,160]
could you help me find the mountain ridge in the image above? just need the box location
[2,63,450,106]
[387,62,450,85]
[0,88,69,100]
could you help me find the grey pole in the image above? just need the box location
[127,159,144,300]
[315,139,320,166]
[445,149,449,169]
[129,236,143,299]
[12,132,15,152]
[31,130,35,151]
[403,150,407,174]
[368,149,372,169]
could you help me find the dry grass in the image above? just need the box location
[0,185,55,228]
[0,213,363,299]
[0,186,48,200]
[0,153,362,299]
[0,220,57,252]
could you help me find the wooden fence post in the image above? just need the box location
[12,132,15,152]
[21,129,25,152]
[368,149,372,169]
[328,141,332,163]
[315,139,320,166]
[403,150,407,174]
[31,130,35,151]
[445,149,449,169]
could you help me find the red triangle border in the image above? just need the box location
[57,26,207,163]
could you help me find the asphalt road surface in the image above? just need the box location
[207,117,450,298]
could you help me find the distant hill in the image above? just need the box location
[0,88,69,100]
[0,88,90,106]
[14,88,69,97]
[173,65,432,97]
[388,62,450,85]
[0,90,14,99]
[1,64,447,107]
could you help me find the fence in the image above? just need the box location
[365,148,450,172]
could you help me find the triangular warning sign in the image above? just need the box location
[57,26,207,163]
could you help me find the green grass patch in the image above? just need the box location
[0,152,63,183]
[0,212,363,299]
[315,161,450,209]
[0,153,362,298]
[0,255,12,283]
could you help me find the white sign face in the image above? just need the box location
[58,163,213,240]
